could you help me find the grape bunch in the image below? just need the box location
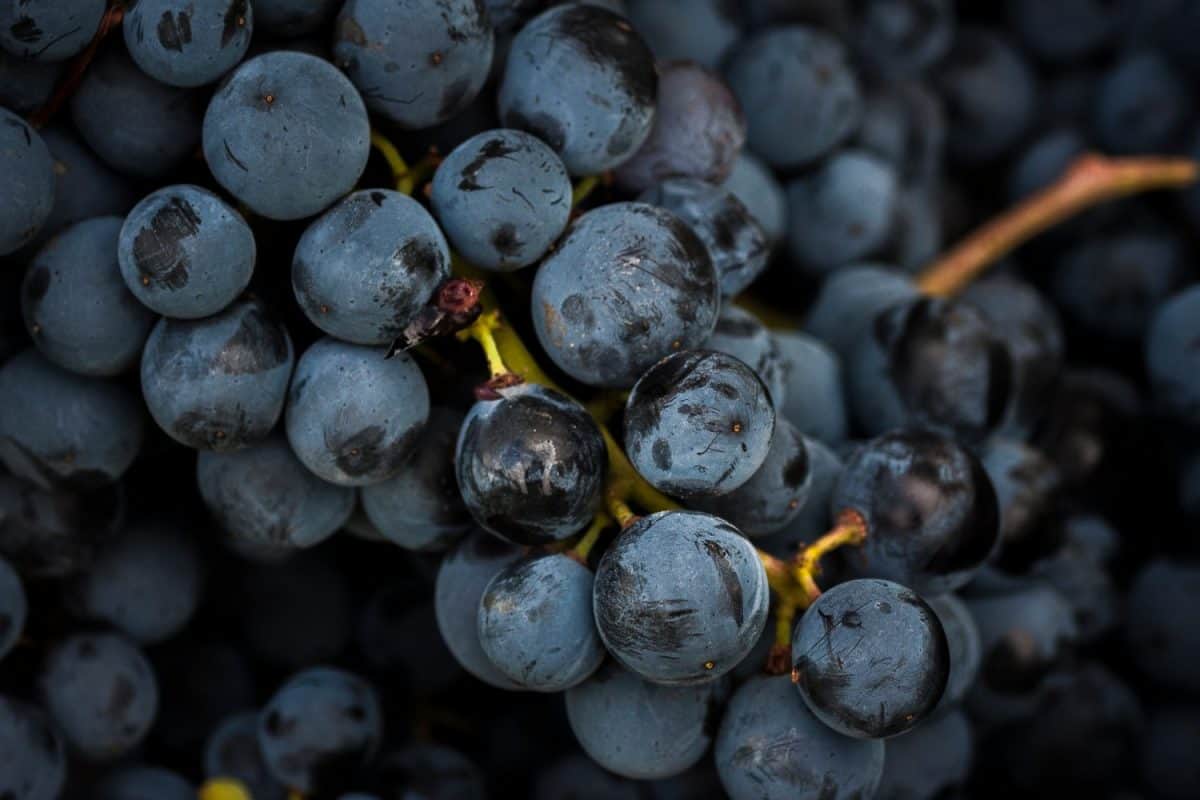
[2,1,1200,799]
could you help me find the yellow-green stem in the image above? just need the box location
[585,390,629,425]
[196,778,252,800]
[793,509,869,605]
[457,310,508,378]
[370,130,409,190]
[570,510,612,561]
[571,175,600,207]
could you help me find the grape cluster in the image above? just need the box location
[2,1,1200,799]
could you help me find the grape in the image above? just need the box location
[71,47,205,180]
[123,0,253,87]
[639,178,768,297]
[703,306,786,406]
[565,659,721,779]
[254,0,339,37]
[478,553,605,691]
[1125,560,1200,695]
[804,263,916,359]
[0,475,126,578]
[258,667,382,793]
[786,149,899,275]
[197,435,354,551]
[202,51,370,220]
[689,419,810,537]
[625,350,775,498]
[926,592,981,712]
[1146,285,1200,428]
[755,436,843,559]
[0,696,65,800]
[1141,705,1200,800]
[204,712,287,800]
[93,767,193,800]
[834,430,1000,595]
[715,675,884,800]
[40,632,159,761]
[792,578,949,738]
[877,709,973,799]
[360,407,471,552]
[0,108,54,255]
[430,129,571,271]
[456,383,605,544]
[0,0,105,62]
[719,151,786,246]
[0,48,61,114]
[36,128,138,245]
[723,26,861,168]
[530,202,719,388]
[962,274,1065,436]
[593,510,768,685]
[0,555,23,661]
[0,349,144,490]
[292,189,450,345]
[774,332,847,444]
[848,296,1014,443]
[933,28,1036,163]
[980,437,1062,571]
[334,0,493,130]
[615,61,747,194]
[435,531,524,690]
[854,82,946,187]
[625,0,741,67]
[498,4,657,175]
[22,217,154,376]
[69,523,201,644]
[118,184,256,319]
[237,552,353,669]
[141,298,294,451]
[286,338,429,486]
[1094,50,1190,155]
[851,0,954,78]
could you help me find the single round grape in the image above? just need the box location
[70,523,201,644]
[625,0,741,67]
[625,350,775,499]
[478,553,605,691]
[804,263,916,359]
[1146,285,1200,428]
[876,708,973,799]
[0,475,126,578]
[1125,560,1200,695]
[615,62,746,193]
[118,184,255,319]
[980,437,1062,571]
[71,47,204,180]
[593,510,768,685]
[530,202,720,388]
[40,632,159,761]
[755,436,843,560]
[197,435,355,551]
[926,592,981,712]
[0,108,55,255]
[786,150,899,275]
[854,81,946,187]
[360,407,470,552]
[286,338,429,486]
[792,578,949,738]
[141,299,294,451]
[431,129,571,271]
[719,151,786,246]
[0,349,144,490]
[202,51,370,220]
[36,127,138,244]
[774,332,847,444]
[848,295,1013,443]
[0,696,65,800]
[204,712,287,800]
[851,0,954,77]
[704,305,786,407]
[834,430,1000,595]
[639,178,768,297]
[0,49,61,114]
[723,26,861,168]
[434,531,523,690]
[498,4,657,175]
[565,659,721,780]
[715,675,884,800]
[0,0,105,62]
[689,420,810,537]
[258,668,382,793]
[22,217,154,376]
[292,189,450,345]
[456,383,605,545]
[933,28,1036,163]
[334,0,493,130]
[124,0,253,87]
[0,556,24,662]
